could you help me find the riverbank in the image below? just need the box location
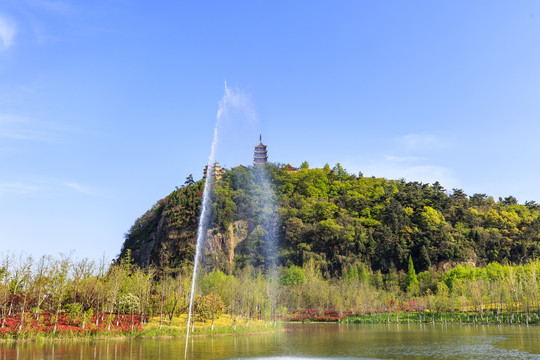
[0,314,281,342]
[340,311,540,325]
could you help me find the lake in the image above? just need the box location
[2,323,540,359]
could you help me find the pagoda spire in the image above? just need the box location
[253,135,268,164]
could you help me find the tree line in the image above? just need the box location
[120,163,540,277]
[3,251,540,334]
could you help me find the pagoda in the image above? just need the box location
[203,161,226,180]
[253,135,268,164]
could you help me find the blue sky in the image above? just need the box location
[1,1,540,261]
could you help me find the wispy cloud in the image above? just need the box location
[64,182,93,195]
[0,14,16,51]
[401,134,450,151]
[345,155,459,190]
[0,113,64,142]
[0,179,96,197]
[26,0,73,15]
[0,182,41,196]
[385,155,428,163]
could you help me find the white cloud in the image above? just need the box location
[64,182,93,195]
[0,15,16,51]
[401,134,450,151]
[385,155,428,163]
[344,155,459,190]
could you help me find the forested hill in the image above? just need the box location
[119,163,540,277]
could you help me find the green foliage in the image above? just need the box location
[120,164,540,276]
[64,302,82,315]
[359,264,369,284]
[421,206,444,229]
[116,293,140,314]
[343,264,359,280]
[194,294,225,322]
[406,256,419,293]
[281,265,306,285]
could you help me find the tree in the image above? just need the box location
[0,255,11,328]
[31,255,52,320]
[184,174,195,186]
[419,245,431,270]
[193,294,225,330]
[105,264,126,326]
[49,255,71,334]
[281,266,305,286]
[420,206,444,229]
[501,196,518,207]
[451,188,468,204]
[155,275,174,330]
[406,256,419,294]
[359,264,369,284]
[332,163,348,181]
[132,266,156,324]
[165,269,190,325]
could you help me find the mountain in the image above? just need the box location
[118,163,540,277]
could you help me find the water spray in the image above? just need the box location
[184,82,251,358]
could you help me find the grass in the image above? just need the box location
[340,311,540,325]
[0,313,281,343]
[141,314,281,337]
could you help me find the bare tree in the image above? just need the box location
[0,255,11,328]
[32,255,52,320]
[10,254,33,333]
[49,255,71,334]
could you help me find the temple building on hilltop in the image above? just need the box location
[283,163,298,172]
[253,135,268,164]
[200,137,300,182]
[203,161,226,180]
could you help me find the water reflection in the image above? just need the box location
[2,324,540,359]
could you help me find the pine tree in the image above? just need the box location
[359,264,369,284]
[406,256,419,292]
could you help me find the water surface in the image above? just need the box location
[2,323,540,359]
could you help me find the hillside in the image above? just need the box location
[118,163,540,277]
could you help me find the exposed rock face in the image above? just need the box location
[128,216,250,272]
[204,220,249,266]
[120,184,202,270]
[122,183,251,272]
[128,207,181,268]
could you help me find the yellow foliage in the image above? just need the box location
[469,208,482,217]
[421,206,444,229]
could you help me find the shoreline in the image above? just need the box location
[0,325,284,344]
[2,320,538,344]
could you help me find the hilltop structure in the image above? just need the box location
[203,161,226,180]
[203,136,272,180]
[283,163,298,172]
[253,135,268,165]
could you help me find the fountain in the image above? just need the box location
[253,162,280,320]
[185,83,271,357]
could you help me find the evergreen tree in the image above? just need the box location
[406,256,419,293]
[359,264,369,284]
